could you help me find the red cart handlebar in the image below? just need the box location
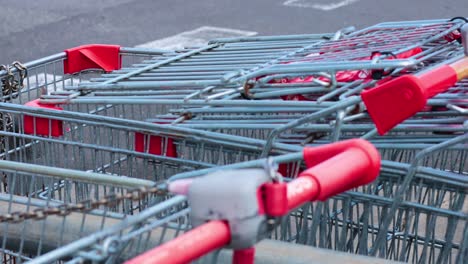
[362,55,468,135]
[126,139,381,264]
[362,23,468,135]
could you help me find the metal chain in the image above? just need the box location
[0,65,13,99]
[0,112,13,162]
[0,185,168,224]
[11,61,27,99]
[0,61,27,100]
[0,112,14,133]
[0,112,14,192]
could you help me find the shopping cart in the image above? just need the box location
[12,137,465,264]
[19,19,466,153]
[4,59,465,176]
[0,45,174,103]
[0,138,378,263]
[0,20,465,172]
[0,20,465,157]
[47,21,466,106]
[0,43,465,201]
[0,101,304,263]
[131,135,468,264]
[0,19,465,129]
[0,18,466,264]
[47,19,465,98]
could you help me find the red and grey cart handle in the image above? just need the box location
[362,23,468,135]
[126,139,381,264]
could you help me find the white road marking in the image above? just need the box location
[283,0,360,11]
[136,26,257,50]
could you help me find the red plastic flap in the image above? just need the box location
[64,44,121,74]
[233,248,255,264]
[24,99,62,110]
[24,99,63,137]
[277,162,303,178]
[361,75,426,135]
[134,132,177,157]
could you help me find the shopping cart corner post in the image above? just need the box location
[462,23,468,56]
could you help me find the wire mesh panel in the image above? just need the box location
[274,162,467,263]
[0,160,168,263]
[0,103,300,180]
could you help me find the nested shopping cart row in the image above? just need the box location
[0,20,465,106]
[0,19,464,153]
[0,18,466,264]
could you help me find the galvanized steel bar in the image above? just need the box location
[0,160,155,188]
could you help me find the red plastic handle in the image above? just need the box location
[287,139,380,209]
[125,220,230,264]
[362,56,468,135]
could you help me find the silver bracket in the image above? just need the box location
[188,169,271,249]
[461,23,468,56]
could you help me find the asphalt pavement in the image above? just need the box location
[0,0,467,63]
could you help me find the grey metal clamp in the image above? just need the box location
[187,168,272,249]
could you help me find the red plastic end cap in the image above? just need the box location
[302,139,381,201]
[24,99,63,137]
[64,44,121,74]
[361,75,426,135]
